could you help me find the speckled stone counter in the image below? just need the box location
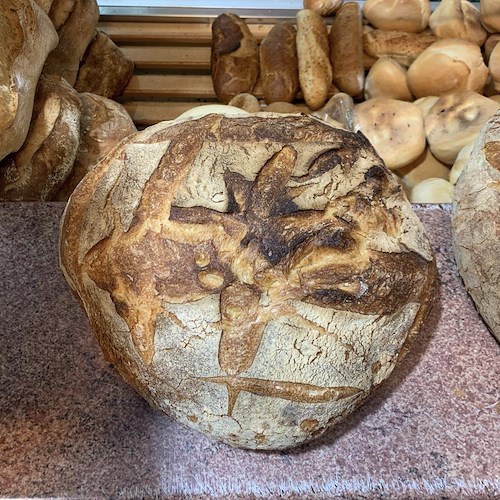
[0,203,499,499]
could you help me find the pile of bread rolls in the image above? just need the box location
[210,0,500,203]
[0,0,136,201]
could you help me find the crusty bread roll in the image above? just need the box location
[413,95,439,117]
[364,57,413,101]
[211,14,259,104]
[362,29,437,67]
[263,102,311,113]
[407,39,489,98]
[296,9,332,110]
[429,0,487,46]
[411,178,454,203]
[60,112,435,450]
[424,90,500,164]
[489,43,500,94]
[0,0,58,162]
[449,140,475,184]
[363,0,431,33]
[55,93,137,201]
[228,93,261,112]
[259,23,299,104]
[484,34,500,63]
[43,0,99,86]
[452,111,500,341]
[354,98,426,170]
[329,2,364,97]
[0,75,81,201]
[303,0,343,16]
[481,0,500,33]
[74,31,135,99]
[398,147,450,190]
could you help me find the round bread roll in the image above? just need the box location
[60,113,436,450]
[55,93,137,201]
[0,75,81,201]
[489,43,500,94]
[452,111,500,341]
[407,39,489,98]
[428,0,487,46]
[413,95,439,116]
[449,140,475,185]
[364,57,413,101]
[410,177,454,203]
[228,93,261,113]
[424,90,500,164]
[398,147,450,189]
[481,0,500,33]
[484,34,500,63]
[354,98,426,170]
[362,0,431,33]
[303,0,343,16]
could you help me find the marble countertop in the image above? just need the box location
[0,203,499,499]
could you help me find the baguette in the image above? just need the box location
[296,9,332,110]
[329,2,364,97]
[260,23,299,104]
[211,14,259,104]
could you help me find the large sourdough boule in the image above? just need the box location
[452,112,500,341]
[60,113,436,450]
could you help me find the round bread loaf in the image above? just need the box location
[60,113,436,450]
[452,111,500,341]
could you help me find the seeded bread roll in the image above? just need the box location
[55,93,137,201]
[211,14,259,104]
[363,29,437,67]
[0,75,81,201]
[296,10,332,110]
[60,111,435,451]
[0,0,58,162]
[260,23,299,104]
[43,0,99,86]
[329,2,364,97]
[75,31,135,99]
[452,111,500,341]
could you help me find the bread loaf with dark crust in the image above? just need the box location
[452,111,500,341]
[363,29,437,67]
[296,9,332,110]
[211,14,259,104]
[0,74,81,201]
[75,31,135,99]
[260,23,299,104]
[55,93,137,201]
[60,111,436,450]
[0,0,58,162]
[43,0,99,86]
[329,2,365,97]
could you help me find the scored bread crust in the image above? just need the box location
[452,112,500,341]
[60,113,436,450]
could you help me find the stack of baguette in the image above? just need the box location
[210,0,500,203]
[0,0,136,201]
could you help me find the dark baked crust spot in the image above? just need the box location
[484,141,500,172]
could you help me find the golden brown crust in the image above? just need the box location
[43,0,99,86]
[211,14,259,104]
[329,2,365,97]
[60,113,435,450]
[296,9,332,110]
[259,23,299,104]
[55,92,137,201]
[0,0,58,162]
[0,74,81,201]
[74,31,135,99]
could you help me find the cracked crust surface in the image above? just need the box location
[452,111,500,341]
[60,113,436,450]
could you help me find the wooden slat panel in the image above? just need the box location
[98,21,272,44]
[123,74,217,98]
[123,101,211,126]
[121,45,211,70]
